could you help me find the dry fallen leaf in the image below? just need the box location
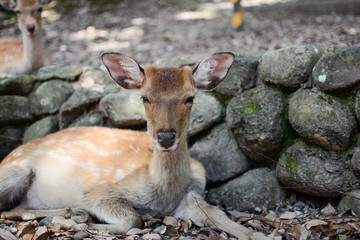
[287,225,310,240]
[247,220,263,231]
[260,213,281,229]
[33,226,53,240]
[163,216,178,227]
[126,227,152,235]
[142,233,162,239]
[17,222,37,238]
[180,221,190,234]
[0,229,17,240]
[267,228,283,240]
[321,203,337,217]
[279,211,297,220]
[303,219,328,230]
[209,230,226,240]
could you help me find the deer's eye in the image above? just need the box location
[185,96,195,105]
[15,10,21,14]
[141,96,151,104]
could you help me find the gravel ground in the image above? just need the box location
[1,0,359,67]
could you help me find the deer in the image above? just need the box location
[0,0,52,76]
[0,52,270,240]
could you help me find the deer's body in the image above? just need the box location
[0,127,203,217]
[0,0,52,76]
[0,52,269,240]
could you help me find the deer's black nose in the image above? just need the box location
[157,128,176,148]
[27,25,35,33]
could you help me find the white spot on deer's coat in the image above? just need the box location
[105,167,115,174]
[97,150,110,157]
[130,145,140,153]
[13,149,24,157]
[88,162,101,179]
[318,75,326,83]
[114,169,124,180]
[112,150,123,155]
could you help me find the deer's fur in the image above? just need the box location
[0,0,52,76]
[0,52,270,240]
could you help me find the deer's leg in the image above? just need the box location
[174,192,271,240]
[1,206,72,220]
[85,196,143,234]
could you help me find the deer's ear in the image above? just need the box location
[193,52,234,90]
[101,52,144,90]
[0,0,17,11]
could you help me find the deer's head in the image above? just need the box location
[0,0,52,36]
[102,52,234,152]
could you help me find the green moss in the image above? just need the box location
[83,107,88,115]
[305,145,313,153]
[0,13,17,28]
[283,151,298,174]
[305,169,316,179]
[317,94,333,105]
[208,91,232,106]
[356,136,360,146]
[240,99,261,117]
[332,93,355,109]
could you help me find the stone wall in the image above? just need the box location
[1,45,359,215]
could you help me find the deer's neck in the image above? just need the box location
[22,31,44,69]
[150,137,191,189]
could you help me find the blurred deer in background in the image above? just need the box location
[0,52,269,240]
[0,0,52,76]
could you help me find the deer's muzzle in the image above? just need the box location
[157,128,176,149]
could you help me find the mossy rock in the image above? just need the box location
[289,89,356,151]
[313,46,360,91]
[276,140,359,197]
[226,84,286,164]
[259,45,323,90]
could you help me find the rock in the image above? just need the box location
[188,92,223,136]
[215,54,259,97]
[99,91,146,127]
[207,168,286,211]
[190,123,250,183]
[0,95,33,125]
[37,65,83,81]
[59,87,104,129]
[23,116,58,144]
[74,67,120,95]
[354,90,360,124]
[338,189,360,216]
[288,89,356,151]
[29,80,74,117]
[276,140,360,197]
[153,54,208,68]
[69,111,105,128]
[259,45,322,89]
[0,75,36,96]
[0,126,24,161]
[313,46,360,91]
[351,147,360,177]
[226,84,286,163]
